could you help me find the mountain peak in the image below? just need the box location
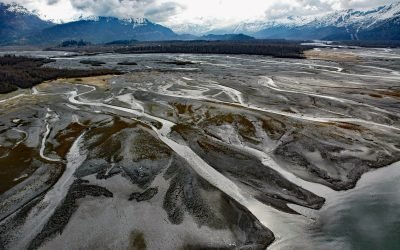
[77,16,152,25]
[0,2,54,44]
[121,17,151,24]
[0,2,32,15]
[21,14,176,44]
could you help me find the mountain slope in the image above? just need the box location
[206,2,400,41]
[0,3,54,43]
[357,16,400,40]
[27,17,179,44]
[199,34,255,41]
[305,2,400,40]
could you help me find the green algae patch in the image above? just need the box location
[129,231,147,250]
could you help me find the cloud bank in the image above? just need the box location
[1,0,398,25]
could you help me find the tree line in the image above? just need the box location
[0,55,120,94]
[114,40,307,58]
[48,40,309,58]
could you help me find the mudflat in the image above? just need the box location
[1,48,400,249]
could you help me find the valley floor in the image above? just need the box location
[0,47,400,249]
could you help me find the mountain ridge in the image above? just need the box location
[0,1,399,43]
[17,16,179,44]
[172,2,400,41]
[0,2,54,43]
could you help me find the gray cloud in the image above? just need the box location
[264,1,330,19]
[68,0,183,20]
[1,0,398,24]
[46,0,60,5]
[334,0,397,9]
[144,2,184,22]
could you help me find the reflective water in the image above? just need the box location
[313,162,400,250]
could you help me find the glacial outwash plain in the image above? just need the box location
[0,47,400,249]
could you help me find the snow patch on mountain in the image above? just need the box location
[231,15,323,34]
[76,16,153,27]
[170,2,400,36]
[1,2,38,16]
[309,2,400,29]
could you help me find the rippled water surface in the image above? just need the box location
[312,163,400,250]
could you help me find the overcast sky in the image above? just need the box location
[2,0,398,26]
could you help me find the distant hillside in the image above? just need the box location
[199,34,255,41]
[26,17,179,44]
[0,3,54,43]
[175,2,400,41]
[3,1,399,44]
[252,2,400,40]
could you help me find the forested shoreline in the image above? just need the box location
[47,40,310,59]
[0,55,120,94]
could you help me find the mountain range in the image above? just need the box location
[243,2,400,40]
[0,1,399,45]
[29,17,179,44]
[174,2,400,41]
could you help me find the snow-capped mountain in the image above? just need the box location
[245,2,400,40]
[309,3,400,29]
[168,15,323,35]
[0,2,54,42]
[5,2,32,15]
[295,3,400,40]
[228,15,321,34]
[26,16,179,44]
[0,2,181,44]
[173,2,400,41]
[1,1,399,44]
[169,23,213,36]
[79,16,150,26]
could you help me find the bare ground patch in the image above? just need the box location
[304,50,360,62]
